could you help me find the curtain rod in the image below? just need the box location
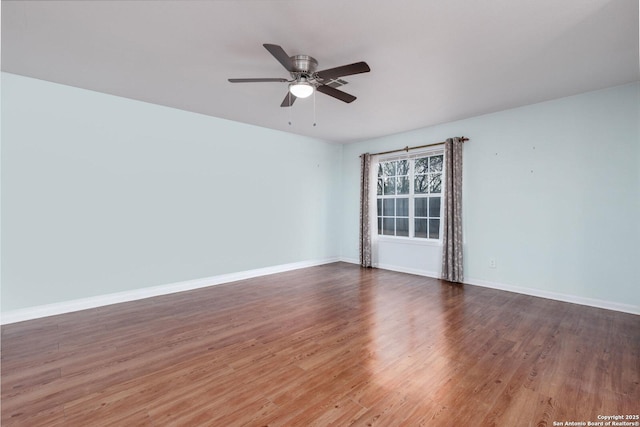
[362,136,469,157]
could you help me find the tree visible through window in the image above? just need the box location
[376,153,444,239]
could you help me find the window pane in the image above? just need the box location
[415,175,428,194]
[377,199,382,216]
[429,219,440,239]
[429,197,441,218]
[377,163,384,177]
[415,157,429,174]
[377,178,383,196]
[383,177,396,195]
[397,159,409,175]
[378,217,382,235]
[382,162,396,177]
[396,218,409,236]
[429,173,442,193]
[396,198,409,216]
[415,198,428,217]
[430,155,443,172]
[415,219,428,238]
[397,176,409,194]
[383,199,395,216]
[383,218,394,235]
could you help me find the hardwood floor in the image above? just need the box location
[1,262,638,426]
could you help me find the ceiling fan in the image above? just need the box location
[228,44,370,107]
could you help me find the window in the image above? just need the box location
[376,152,444,240]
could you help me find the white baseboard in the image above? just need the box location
[338,258,442,282]
[5,258,635,324]
[1,257,340,325]
[464,277,639,315]
[340,256,440,278]
[338,257,360,265]
[339,257,638,315]
[375,263,440,280]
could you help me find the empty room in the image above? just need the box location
[1,1,639,425]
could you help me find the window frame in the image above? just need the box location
[375,148,445,243]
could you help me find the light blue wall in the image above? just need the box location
[341,82,640,307]
[1,73,342,311]
[2,73,638,313]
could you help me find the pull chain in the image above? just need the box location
[285,91,317,127]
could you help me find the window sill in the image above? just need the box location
[376,235,442,247]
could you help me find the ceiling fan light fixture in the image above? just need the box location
[289,80,314,98]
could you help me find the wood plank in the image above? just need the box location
[2,262,638,425]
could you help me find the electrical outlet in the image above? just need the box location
[489,258,497,269]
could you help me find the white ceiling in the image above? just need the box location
[2,0,638,143]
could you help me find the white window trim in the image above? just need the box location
[377,234,443,247]
[375,147,445,243]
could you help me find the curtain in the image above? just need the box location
[359,153,372,267]
[441,137,464,282]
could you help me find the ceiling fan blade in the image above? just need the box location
[280,91,297,107]
[228,78,288,83]
[263,44,293,72]
[316,61,370,80]
[316,85,357,103]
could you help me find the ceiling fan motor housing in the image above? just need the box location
[290,55,318,76]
